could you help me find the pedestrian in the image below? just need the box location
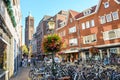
[54,56,61,63]
[24,57,28,67]
[117,57,120,65]
[28,58,31,66]
[30,55,36,67]
[22,58,24,67]
[44,56,48,63]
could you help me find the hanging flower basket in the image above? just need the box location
[89,46,99,55]
[42,34,63,54]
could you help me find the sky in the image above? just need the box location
[20,0,99,44]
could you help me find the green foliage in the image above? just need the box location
[3,0,17,27]
[22,45,29,55]
[42,34,63,53]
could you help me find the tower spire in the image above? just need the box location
[29,11,32,16]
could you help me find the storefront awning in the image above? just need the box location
[63,49,79,54]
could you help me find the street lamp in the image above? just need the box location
[48,18,55,34]
[47,18,56,77]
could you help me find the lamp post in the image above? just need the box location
[48,18,55,34]
[47,18,56,77]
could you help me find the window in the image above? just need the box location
[100,16,106,24]
[30,19,34,27]
[116,28,120,38]
[69,38,78,46]
[103,29,120,40]
[69,26,76,33]
[83,9,91,16]
[108,31,116,39]
[83,34,96,44]
[91,20,95,27]
[106,14,112,22]
[59,30,65,37]
[112,11,119,20]
[82,23,85,29]
[60,22,65,27]
[104,2,109,8]
[86,21,90,28]
[70,18,73,23]
[13,0,16,5]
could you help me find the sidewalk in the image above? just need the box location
[10,67,30,80]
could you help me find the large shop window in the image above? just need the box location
[0,40,7,70]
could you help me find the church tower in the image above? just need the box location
[25,12,34,47]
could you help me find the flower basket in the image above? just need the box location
[42,34,63,53]
[89,46,99,55]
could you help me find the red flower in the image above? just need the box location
[42,34,63,54]
[89,46,99,55]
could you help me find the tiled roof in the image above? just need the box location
[75,5,97,19]
[56,12,67,28]
[69,10,79,18]
[42,15,51,21]
[114,0,120,3]
[117,0,120,2]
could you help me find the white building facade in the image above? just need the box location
[0,0,22,79]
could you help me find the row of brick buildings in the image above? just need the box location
[34,0,120,62]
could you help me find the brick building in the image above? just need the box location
[36,0,120,63]
[57,0,120,62]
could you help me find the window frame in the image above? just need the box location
[86,21,90,28]
[82,23,85,30]
[69,38,78,46]
[106,14,112,22]
[83,34,97,44]
[69,26,76,33]
[91,19,95,27]
[104,2,109,8]
[100,16,106,24]
[112,11,119,20]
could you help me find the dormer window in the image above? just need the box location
[114,0,120,4]
[104,2,109,8]
[83,9,91,16]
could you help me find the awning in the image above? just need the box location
[63,49,79,54]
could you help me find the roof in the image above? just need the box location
[69,10,79,18]
[75,5,97,19]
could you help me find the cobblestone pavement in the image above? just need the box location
[10,67,30,80]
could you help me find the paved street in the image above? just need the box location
[10,67,30,80]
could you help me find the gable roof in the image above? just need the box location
[75,5,97,20]
[114,0,120,4]
[69,10,79,18]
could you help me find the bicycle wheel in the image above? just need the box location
[29,70,34,78]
